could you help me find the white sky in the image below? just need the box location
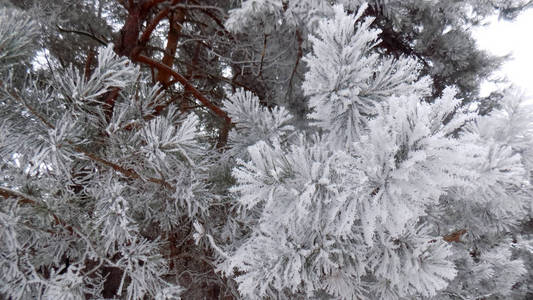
[473,8,533,99]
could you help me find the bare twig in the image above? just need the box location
[286,30,303,99]
[189,0,232,37]
[257,33,268,78]
[56,25,108,46]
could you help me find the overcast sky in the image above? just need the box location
[473,8,533,99]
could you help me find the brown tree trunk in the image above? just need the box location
[114,4,145,57]
[156,7,185,85]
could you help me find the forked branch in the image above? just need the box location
[134,53,231,124]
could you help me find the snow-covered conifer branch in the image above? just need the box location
[0,8,38,71]
[223,89,294,156]
[1,1,532,299]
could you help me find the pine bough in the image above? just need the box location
[0,3,532,300]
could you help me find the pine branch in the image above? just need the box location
[0,186,39,206]
[0,187,75,235]
[133,53,231,124]
[4,86,175,192]
[72,145,174,191]
[4,86,55,128]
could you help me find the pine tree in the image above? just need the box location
[0,10,207,299]
[220,5,531,298]
[1,1,532,299]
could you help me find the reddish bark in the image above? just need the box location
[84,47,95,79]
[103,87,120,123]
[114,4,146,57]
[141,0,168,11]
[113,0,232,147]
[134,54,231,124]
[443,229,467,243]
[139,6,171,45]
[156,8,185,85]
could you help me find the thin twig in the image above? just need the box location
[56,25,108,46]
[188,0,231,36]
[442,291,467,300]
[257,33,268,78]
[286,30,303,100]
[0,186,40,206]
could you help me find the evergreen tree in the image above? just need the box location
[0,1,532,299]
[221,5,531,298]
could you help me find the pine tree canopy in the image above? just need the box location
[1,0,532,299]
